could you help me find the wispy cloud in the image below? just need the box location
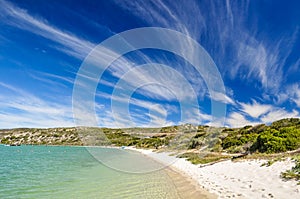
[210,91,235,105]
[28,71,74,90]
[226,112,259,128]
[271,83,300,107]
[113,0,299,103]
[213,1,297,93]
[114,0,204,38]
[239,100,272,118]
[95,88,212,127]
[287,58,300,75]
[96,90,176,127]
[111,0,209,98]
[0,82,74,128]
[232,32,298,91]
[226,100,299,127]
[1,0,298,128]
[0,0,95,59]
[1,0,224,118]
[260,109,299,124]
[285,83,300,108]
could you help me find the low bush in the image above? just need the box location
[251,127,300,153]
[177,152,230,164]
[281,155,300,183]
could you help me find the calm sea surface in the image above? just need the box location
[0,145,181,198]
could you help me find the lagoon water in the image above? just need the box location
[0,145,181,198]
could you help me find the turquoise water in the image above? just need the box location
[0,145,181,199]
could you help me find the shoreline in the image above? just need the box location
[3,144,300,198]
[2,144,217,198]
[126,147,300,199]
[164,165,217,199]
[123,146,217,198]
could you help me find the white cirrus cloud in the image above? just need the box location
[210,91,235,105]
[239,100,273,118]
[260,109,299,124]
[0,82,74,128]
[226,100,299,127]
[226,112,260,128]
[286,84,300,108]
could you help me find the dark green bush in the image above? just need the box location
[271,118,300,129]
[0,137,9,144]
[222,137,243,149]
[251,127,300,153]
[188,138,201,149]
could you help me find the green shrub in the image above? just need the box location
[222,137,243,149]
[177,152,230,164]
[271,118,300,129]
[251,127,300,153]
[188,138,202,149]
[0,137,10,144]
[255,133,285,153]
[221,127,259,151]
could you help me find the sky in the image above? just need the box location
[0,0,299,128]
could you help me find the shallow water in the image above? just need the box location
[0,145,181,198]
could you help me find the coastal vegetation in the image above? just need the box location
[281,154,300,183]
[0,127,82,146]
[218,118,300,154]
[1,118,299,154]
[177,152,230,165]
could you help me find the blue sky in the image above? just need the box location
[0,0,299,128]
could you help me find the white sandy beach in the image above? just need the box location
[127,147,300,199]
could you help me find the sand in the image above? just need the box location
[164,166,217,199]
[127,147,300,199]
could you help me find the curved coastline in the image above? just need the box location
[124,146,217,198]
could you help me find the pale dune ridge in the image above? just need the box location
[127,147,300,199]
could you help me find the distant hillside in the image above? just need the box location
[1,118,300,154]
[0,127,82,146]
